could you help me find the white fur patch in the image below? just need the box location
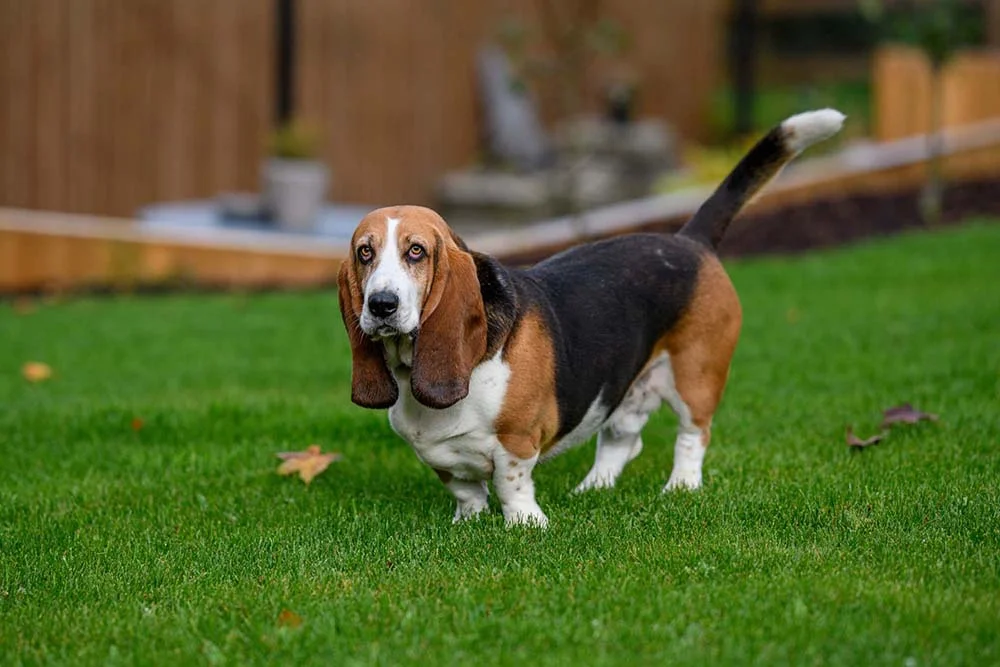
[573,431,642,492]
[387,343,552,527]
[664,430,705,491]
[388,350,510,480]
[493,448,547,527]
[539,394,608,462]
[447,478,490,523]
[782,108,846,154]
[604,354,675,438]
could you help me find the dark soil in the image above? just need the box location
[499,178,1000,265]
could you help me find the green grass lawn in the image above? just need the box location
[2,221,999,666]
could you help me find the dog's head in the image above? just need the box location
[338,206,487,410]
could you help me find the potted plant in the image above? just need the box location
[262,120,329,232]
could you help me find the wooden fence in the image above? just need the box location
[874,45,1000,141]
[0,0,725,219]
[0,0,274,218]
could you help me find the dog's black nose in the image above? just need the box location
[367,291,399,318]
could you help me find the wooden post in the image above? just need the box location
[275,0,295,126]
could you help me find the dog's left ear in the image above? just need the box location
[411,238,487,409]
[338,261,399,409]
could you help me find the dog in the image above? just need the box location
[338,109,844,526]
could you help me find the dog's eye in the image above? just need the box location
[357,245,374,264]
[407,244,425,262]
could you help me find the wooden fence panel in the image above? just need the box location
[0,0,273,218]
[875,45,1000,141]
[0,0,723,218]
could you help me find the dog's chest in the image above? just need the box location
[388,351,510,479]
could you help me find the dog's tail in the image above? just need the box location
[678,108,845,251]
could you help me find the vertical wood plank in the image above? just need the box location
[5,0,36,208]
[235,0,267,191]
[67,0,97,213]
[0,0,12,206]
[209,0,238,196]
[35,0,55,208]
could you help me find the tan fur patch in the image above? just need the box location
[658,254,742,436]
[495,310,560,460]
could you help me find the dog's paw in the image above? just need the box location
[452,501,489,524]
[572,472,616,494]
[503,508,549,529]
[662,473,702,492]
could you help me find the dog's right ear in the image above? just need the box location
[337,261,399,409]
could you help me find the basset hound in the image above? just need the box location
[338,109,844,527]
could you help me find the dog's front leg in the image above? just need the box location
[492,440,548,528]
[435,469,490,523]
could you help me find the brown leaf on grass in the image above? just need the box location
[131,417,145,432]
[881,403,939,428]
[277,609,303,628]
[22,362,53,383]
[276,445,342,484]
[846,426,885,449]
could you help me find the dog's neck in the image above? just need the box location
[380,334,414,370]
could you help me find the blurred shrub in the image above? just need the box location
[655,138,758,194]
[267,120,323,160]
[707,81,871,144]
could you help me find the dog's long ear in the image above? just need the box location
[337,261,398,409]
[411,241,487,409]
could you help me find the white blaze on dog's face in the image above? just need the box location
[351,208,444,338]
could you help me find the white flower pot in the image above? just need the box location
[262,158,329,232]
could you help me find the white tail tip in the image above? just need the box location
[782,108,846,154]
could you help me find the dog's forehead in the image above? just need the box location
[353,206,446,245]
[351,214,387,245]
[394,207,447,240]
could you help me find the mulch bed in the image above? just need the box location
[499,177,1000,264]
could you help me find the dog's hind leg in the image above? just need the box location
[661,256,742,492]
[574,355,671,493]
[573,429,643,493]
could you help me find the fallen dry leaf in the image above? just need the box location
[131,417,145,432]
[846,426,885,449]
[881,403,939,428]
[277,609,303,628]
[22,362,53,383]
[276,445,342,484]
[786,307,800,324]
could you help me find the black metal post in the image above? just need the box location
[731,0,757,136]
[275,0,295,127]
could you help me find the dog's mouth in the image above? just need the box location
[373,325,399,338]
[370,324,417,341]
